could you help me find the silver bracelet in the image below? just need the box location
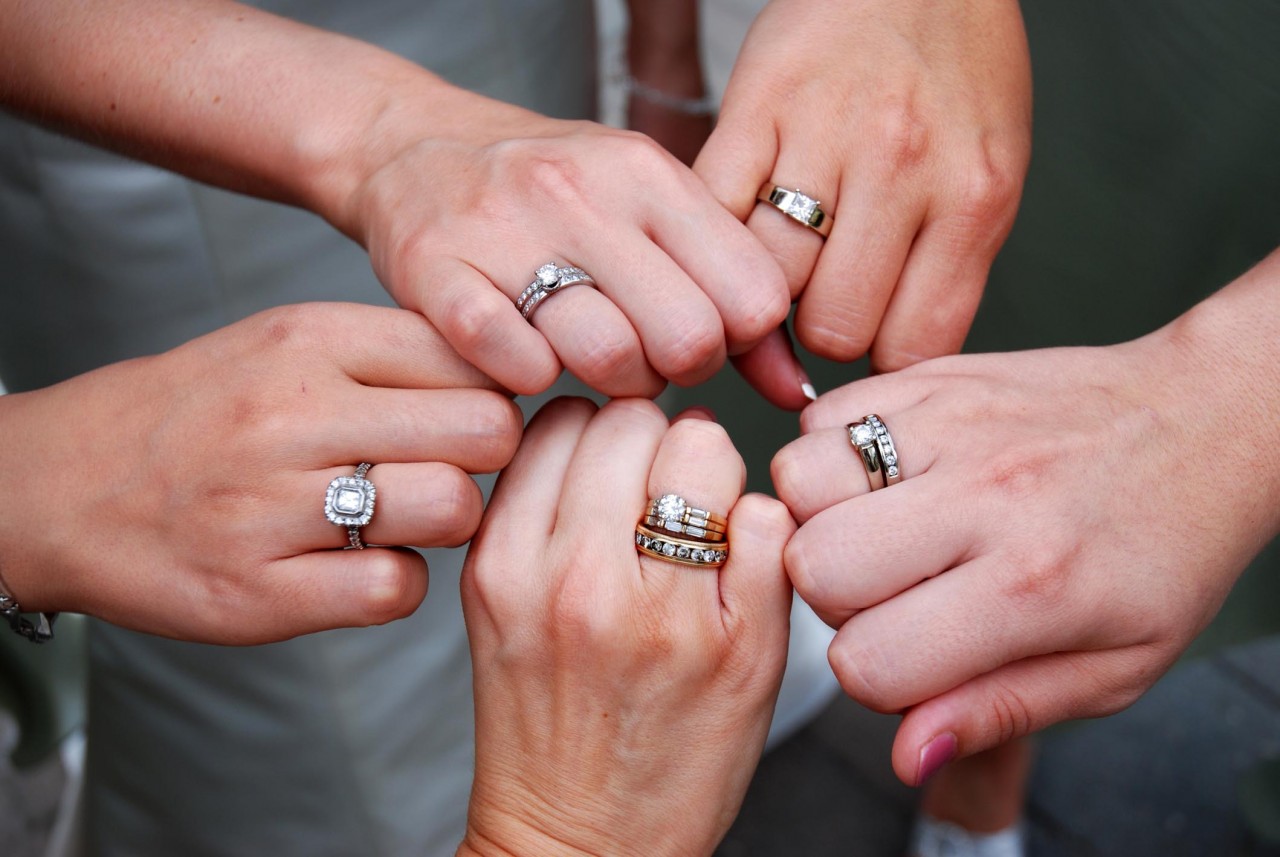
[0,567,56,643]
[621,74,718,116]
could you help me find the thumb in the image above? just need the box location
[730,324,815,411]
[891,648,1158,786]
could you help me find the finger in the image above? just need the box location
[825,554,1082,715]
[644,187,790,354]
[890,647,1156,786]
[717,493,795,650]
[794,178,927,362]
[584,235,728,387]
[557,398,670,580]
[800,373,934,435]
[771,414,937,524]
[247,548,429,643]
[745,197,825,301]
[317,388,523,473]
[784,475,974,624]
[482,396,599,545]
[417,256,562,396]
[671,405,716,422]
[868,216,996,373]
[256,304,502,391]
[304,462,484,551]
[643,418,746,603]
[730,325,814,412]
[693,106,778,222]
[525,281,665,398]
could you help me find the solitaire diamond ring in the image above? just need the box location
[757,184,833,238]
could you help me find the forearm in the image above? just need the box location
[1156,247,1280,545]
[623,0,704,91]
[0,0,524,236]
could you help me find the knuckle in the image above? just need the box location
[796,309,874,362]
[987,680,1036,744]
[996,541,1078,608]
[829,641,899,713]
[873,95,931,174]
[440,288,510,357]
[769,447,805,510]
[952,146,1022,226]
[574,326,644,384]
[783,535,839,610]
[664,417,735,463]
[463,393,525,467]
[430,472,482,545]
[360,555,418,624]
[600,395,667,432]
[658,319,724,380]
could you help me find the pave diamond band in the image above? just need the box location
[847,415,902,491]
[325,462,376,549]
[635,526,728,568]
[757,184,833,238]
[516,262,596,321]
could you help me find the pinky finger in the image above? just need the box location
[248,549,429,644]
[890,646,1162,786]
[419,257,562,396]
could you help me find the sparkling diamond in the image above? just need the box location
[887,466,899,477]
[663,520,684,534]
[691,549,705,562]
[536,263,559,286]
[636,533,644,546]
[662,543,677,557]
[685,525,706,538]
[655,494,686,521]
[784,190,818,222]
[676,546,691,558]
[851,423,876,446]
[335,487,364,514]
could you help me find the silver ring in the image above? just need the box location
[515,262,596,321]
[847,416,901,490]
[324,462,376,549]
[757,184,833,238]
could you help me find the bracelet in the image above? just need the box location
[0,567,56,644]
[621,74,718,117]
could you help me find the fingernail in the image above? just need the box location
[799,370,818,402]
[917,732,957,785]
[675,405,716,422]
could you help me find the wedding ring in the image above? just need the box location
[516,262,596,321]
[864,414,902,486]
[642,515,726,543]
[324,462,377,549]
[647,493,728,540]
[847,415,902,490]
[635,525,728,568]
[757,184,833,238]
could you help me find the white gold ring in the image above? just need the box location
[325,462,376,549]
[516,262,596,321]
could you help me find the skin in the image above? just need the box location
[772,248,1280,785]
[457,399,795,856]
[698,0,1032,374]
[0,303,522,644]
[0,0,795,404]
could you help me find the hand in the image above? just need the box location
[697,0,1032,378]
[459,399,794,856]
[0,303,522,644]
[771,256,1280,784]
[338,90,790,403]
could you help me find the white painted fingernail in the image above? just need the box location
[801,380,818,402]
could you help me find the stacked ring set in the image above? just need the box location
[635,493,729,569]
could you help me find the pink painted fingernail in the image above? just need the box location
[917,732,957,785]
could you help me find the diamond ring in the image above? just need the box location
[646,493,728,541]
[635,526,728,568]
[324,462,377,549]
[516,262,596,321]
[847,415,902,490]
[756,184,833,238]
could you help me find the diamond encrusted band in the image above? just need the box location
[0,562,55,643]
[635,525,728,568]
[757,184,833,238]
[863,414,902,486]
[847,415,902,490]
[516,262,596,321]
[325,462,376,549]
